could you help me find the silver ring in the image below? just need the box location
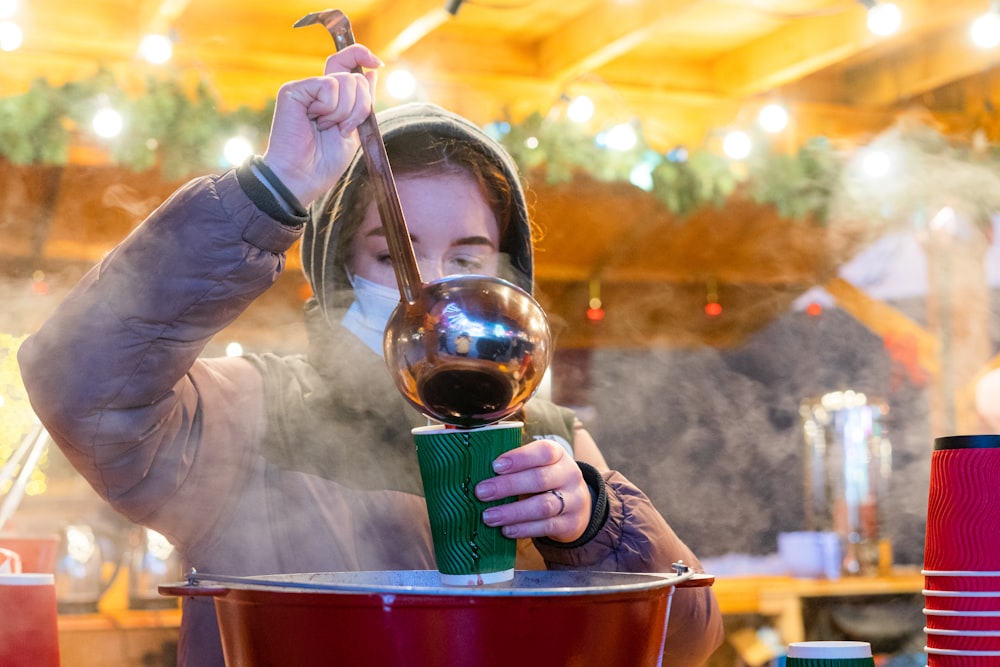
[549,489,565,516]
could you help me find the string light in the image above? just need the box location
[385,68,417,100]
[0,20,21,51]
[859,0,902,36]
[139,34,173,64]
[586,278,605,322]
[758,103,789,133]
[704,277,722,317]
[566,95,594,123]
[971,2,1000,49]
[862,149,890,177]
[723,130,752,159]
[225,342,244,357]
[223,136,254,166]
[92,106,124,138]
[599,123,638,151]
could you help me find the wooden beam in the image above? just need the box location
[824,276,940,377]
[846,23,1000,108]
[537,0,703,83]
[712,0,991,100]
[138,0,192,34]
[353,0,451,61]
[712,1,878,97]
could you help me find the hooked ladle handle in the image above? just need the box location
[295,9,421,304]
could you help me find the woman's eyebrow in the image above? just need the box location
[363,229,495,248]
[452,235,495,247]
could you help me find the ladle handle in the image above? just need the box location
[326,13,422,304]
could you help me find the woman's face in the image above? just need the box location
[348,172,501,286]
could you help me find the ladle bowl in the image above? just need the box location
[385,274,551,427]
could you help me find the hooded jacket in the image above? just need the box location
[18,102,722,666]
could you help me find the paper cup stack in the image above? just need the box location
[923,434,1000,665]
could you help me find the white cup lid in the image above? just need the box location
[788,641,873,658]
[0,573,54,585]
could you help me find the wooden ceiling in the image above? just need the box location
[4,0,1000,348]
[7,0,1000,148]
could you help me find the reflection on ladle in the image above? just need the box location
[295,10,552,427]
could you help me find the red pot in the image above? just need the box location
[161,569,710,667]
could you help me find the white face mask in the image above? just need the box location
[341,274,402,356]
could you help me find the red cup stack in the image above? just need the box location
[923,434,1000,666]
[0,573,61,667]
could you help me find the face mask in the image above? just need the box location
[341,274,402,356]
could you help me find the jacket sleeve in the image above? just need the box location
[17,170,302,547]
[533,470,725,666]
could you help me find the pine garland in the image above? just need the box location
[3,71,1000,229]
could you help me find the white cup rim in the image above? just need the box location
[0,573,53,585]
[924,589,1000,598]
[925,627,1000,637]
[412,421,524,435]
[925,646,1000,656]
[787,641,872,658]
[924,570,1000,577]
[924,608,1000,617]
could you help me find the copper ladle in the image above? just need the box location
[295,9,552,427]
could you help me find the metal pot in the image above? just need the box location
[296,10,552,427]
[161,569,710,667]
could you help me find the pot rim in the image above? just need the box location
[167,569,690,598]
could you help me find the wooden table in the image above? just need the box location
[711,567,925,644]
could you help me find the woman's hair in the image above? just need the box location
[333,130,517,275]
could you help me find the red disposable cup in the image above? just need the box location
[926,649,1000,666]
[924,436,1000,572]
[924,590,1000,612]
[925,572,1000,592]
[925,628,1000,651]
[0,535,59,573]
[0,573,60,667]
[925,609,1000,632]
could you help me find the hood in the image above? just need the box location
[301,102,533,329]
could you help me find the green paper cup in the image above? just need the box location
[786,641,875,667]
[412,421,523,586]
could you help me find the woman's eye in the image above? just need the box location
[451,257,484,273]
[376,252,393,265]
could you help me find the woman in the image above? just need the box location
[18,44,723,665]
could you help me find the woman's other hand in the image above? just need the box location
[262,44,383,206]
[475,439,591,543]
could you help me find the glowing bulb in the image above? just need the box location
[566,95,594,123]
[0,0,16,20]
[140,34,173,64]
[629,162,654,191]
[971,12,1000,49]
[867,3,901,36]
[723,130,751,159]
[862,150,890,177]
[92,107,123,138]
[0,20,21,51]
[758,103,789,133]
[223,136,254,166]
[385,69,417,100]
[226,342,244,357]
[524,136,539,149]
[603,123,637,151]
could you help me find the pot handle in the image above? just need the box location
[674,573,715,588]
[158,582,229,598]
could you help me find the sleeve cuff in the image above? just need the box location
[235,158,308,227]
